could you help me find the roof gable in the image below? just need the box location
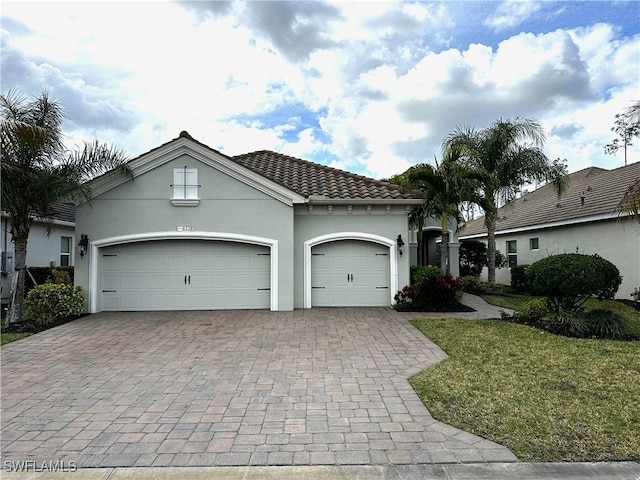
[88,132,422,205]
[87,132,306,206]
[461,162,640,237]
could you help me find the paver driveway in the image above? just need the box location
[1,308,517,468]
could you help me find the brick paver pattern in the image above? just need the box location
[1,308,517,468]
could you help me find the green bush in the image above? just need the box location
[411,265,443,284]
[543,309,590,338]
[25,267,75,293]
[515,297,548,324]
[582,308,637,341]
[461,275,486,295]
[413,274,463,308]
[511,264,530,293]
[459,240,487,277]
[24,283,85,327]
[526,254,622,314]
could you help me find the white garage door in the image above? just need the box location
[100,240,270,311]
[311,240,390,307]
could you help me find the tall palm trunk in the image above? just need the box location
[8,220,30,324]
[440,216,449,274]
[486,218,496,283]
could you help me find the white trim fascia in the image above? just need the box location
[303,232,398,309]
[459,212,620,240]
[87,231,279,313]
[87,139,305,207]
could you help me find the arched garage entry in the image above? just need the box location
[303,232,398,308]
[88,232,279,312]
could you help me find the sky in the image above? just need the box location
[1,0,639,180]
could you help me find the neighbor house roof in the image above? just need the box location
[232,150,420,201]
[460,162,640,237]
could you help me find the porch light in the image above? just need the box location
[78,234,89,258]
[397,234,405,256]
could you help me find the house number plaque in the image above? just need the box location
[176,226,194,232]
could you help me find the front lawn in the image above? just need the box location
[409,317,640,462]
[1,331,32,345]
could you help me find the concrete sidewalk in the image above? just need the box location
[2,462,639,479]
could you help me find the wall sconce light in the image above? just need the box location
[396,234,405,256]
[78,234,89,258]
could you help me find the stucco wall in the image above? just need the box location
[293,204,411,308]
[74,153,296,311]
[471,218,639,300]
[1,217,75,303]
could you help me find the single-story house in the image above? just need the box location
[1,204,76,307]
[74,131,429,312]
[459,162,640,300]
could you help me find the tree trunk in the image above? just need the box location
[440,216,449,274]
[8,222,30,324]
[486,219,496,283]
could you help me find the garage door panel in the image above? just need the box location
[311,240,390,307]
[100,240,271,311]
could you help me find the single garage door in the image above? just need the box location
[311,240,390,307]
[100,240,270,310]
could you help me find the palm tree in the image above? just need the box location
[391,146,492,273]
[617,177,640,222]
[1,89,131,323]
[443,117,568,282]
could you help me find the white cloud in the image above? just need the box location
[485,0,543,32]
[2,0,638,181]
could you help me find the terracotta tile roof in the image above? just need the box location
[232,150,421,200]
[460,162,640,237]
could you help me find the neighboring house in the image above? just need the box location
[459,162,640,300]
[74,131,427,312]
[1,204,76,306]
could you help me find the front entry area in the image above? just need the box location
[311,240,390,307]
[99,240,270,310]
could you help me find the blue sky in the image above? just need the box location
[1,1,639,179]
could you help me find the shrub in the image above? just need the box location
[459,241,508,277]
[411,265,443,284]
[459,240,487,277]
[515,298,548,325]
[582,308,637,341]
[526,254,622,314]
[461,275,486,295]
[25,267,75,293]
[413,274,463,308]
[24,283,85,327]
[394,285,414,305]
[511,264,530,293]
[543,308,590,338]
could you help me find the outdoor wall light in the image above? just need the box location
[78,234,89,258]
[397,234,405,256]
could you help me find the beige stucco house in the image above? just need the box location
[74,132,429,312]
[459,162,640,300]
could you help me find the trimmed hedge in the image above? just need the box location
[526,254,621,314]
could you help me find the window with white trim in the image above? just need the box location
[60,236,72,266]
[506,240,517,268]
[171,167,199,206]
[529,237,539,250]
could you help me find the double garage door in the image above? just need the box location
[100,240,270,311]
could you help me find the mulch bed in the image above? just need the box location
[393,303,476,313]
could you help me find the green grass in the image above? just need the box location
[409,317,640,462]
[1,331,32,345]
